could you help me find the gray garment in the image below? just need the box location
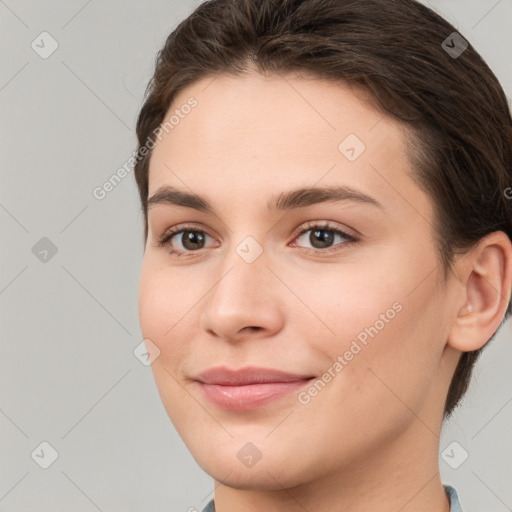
[445,484,463,512]
[201,499,215,512]
[201,485,463,511]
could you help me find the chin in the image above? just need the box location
[202,463,301,491]
[193,444,314,491]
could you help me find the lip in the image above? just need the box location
[194,366,315,411]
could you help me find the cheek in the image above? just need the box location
[138,262,166,341]
[297,260,402,348]
[138,261,198,412]
[337,283,444,422]
[138,259,195,362]
[305,251,440,401]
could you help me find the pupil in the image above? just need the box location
[183,231,204,250]
[311,229,333,248]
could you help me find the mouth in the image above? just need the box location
[194,366,315,411]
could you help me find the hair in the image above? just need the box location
[133,0,512,419]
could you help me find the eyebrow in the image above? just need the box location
[147,184,384,213]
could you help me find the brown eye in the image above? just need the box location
[179,230,207,250]
[157,224,215,257]
[293,222,357,253]
[307,228,336,249]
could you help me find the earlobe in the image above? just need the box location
[448,231,512,353]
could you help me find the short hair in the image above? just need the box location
[133,0,512,419]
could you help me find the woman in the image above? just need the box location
[134,0,512,510]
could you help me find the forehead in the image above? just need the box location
[147,70,427,220]
[151,70,402,158]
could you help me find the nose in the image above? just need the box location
[199,239,285,343]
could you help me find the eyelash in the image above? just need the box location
[156,221,359,258]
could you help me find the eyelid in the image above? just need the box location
[156,222,216,248]
[290,220,358,242]
[156,220,358,256]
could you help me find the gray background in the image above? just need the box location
[0,1,510,511]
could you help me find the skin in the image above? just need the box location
[138,69,512,512]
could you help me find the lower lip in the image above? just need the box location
[198,379,313,411]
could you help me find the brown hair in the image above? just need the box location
[134,0,512,419]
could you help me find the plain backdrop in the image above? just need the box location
[1,1,511,511]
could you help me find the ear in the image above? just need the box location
[448,231,512,352]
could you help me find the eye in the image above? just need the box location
[290,222,358,254]
[156,221,358,258]
[156,223,216,257]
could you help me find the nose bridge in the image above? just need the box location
[200,232,283,338]
[212,233,269,307]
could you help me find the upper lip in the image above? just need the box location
[195,366,314,385]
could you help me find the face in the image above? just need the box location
[138,70,461,490]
